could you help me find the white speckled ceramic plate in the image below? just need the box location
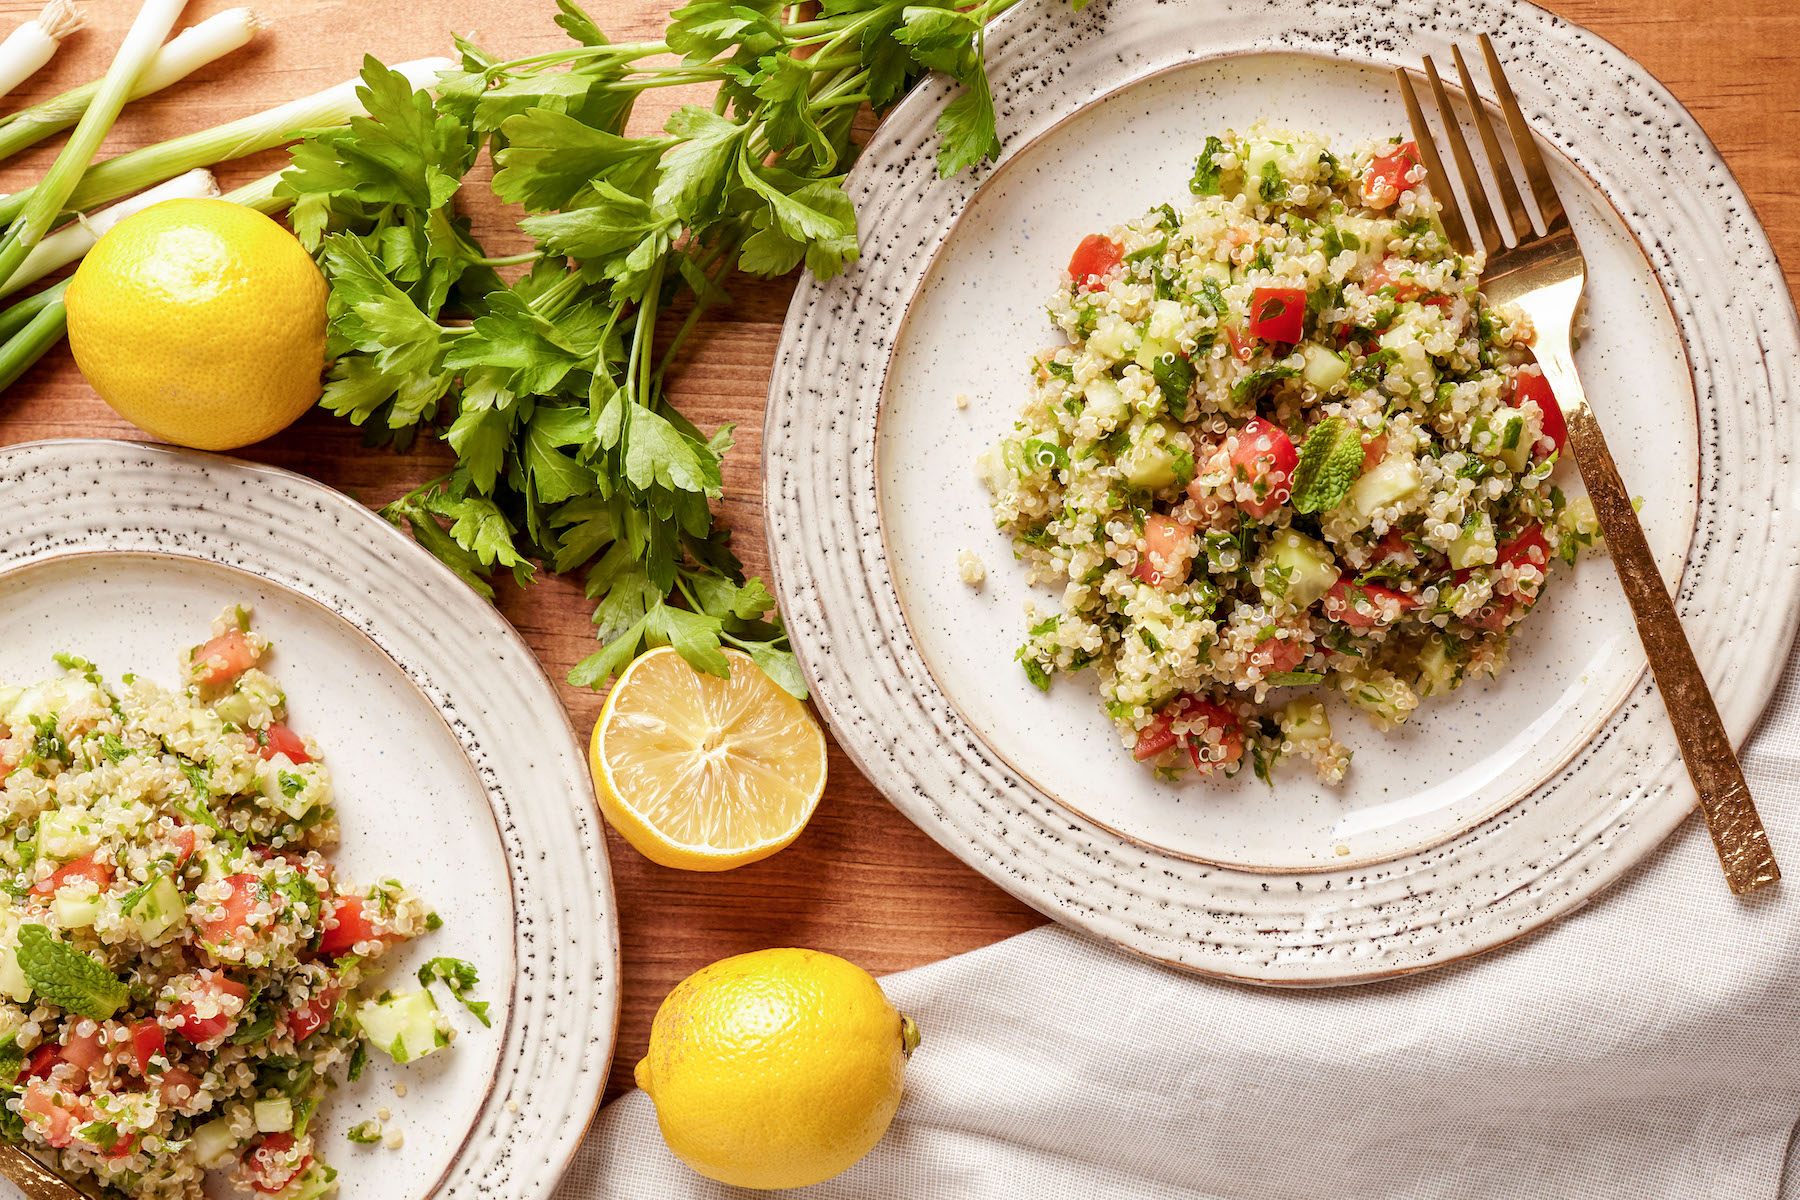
[765,0,1800,982]
[0,440,617,1195]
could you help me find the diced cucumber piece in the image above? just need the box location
[1088,315,1138,361]
[1280,697,1331,742]
[1334,668,1419,731]
[211,691,256,728]
[1300,343,1348,391]
[254,1098,294,1134]
[286,1163,338,1200]
[51,892,101,929]
[191,1116,238,1168]
[1082,377,1126,426]
[1448,511,1496,570]
[36,808,99,863]
[127,874,186,943]
[1133,334,1178,371]
[0,928,31,1003]
[1144,299,1185,342]
[1378,322,1435,386]
[357,990,451,1065]
[1121,427,1177,490]
[260,757,326,821]
[1473,410,1530,473]
[1257,530,1340,610]
[1414,636,1463,698]
[1346,455,1421,520]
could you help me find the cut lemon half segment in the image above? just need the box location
[591,647,827,871]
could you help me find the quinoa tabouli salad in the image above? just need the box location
[0,608,487,1198]
[981,125,1601,784]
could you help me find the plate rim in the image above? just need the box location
[762,0,1800,984]
[0,436,618,1193]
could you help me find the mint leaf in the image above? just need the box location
[16,925,128,1020]
[1289,417,1366,514]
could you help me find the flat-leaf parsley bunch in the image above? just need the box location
[278,0,1034,696]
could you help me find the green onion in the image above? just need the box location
[0,0,85,104]
[0,280,67,392]
[0,167,219,300]
[220,169,290,217]
[0,56,452,234]
[0,0,187,294]
[0,8,262,165]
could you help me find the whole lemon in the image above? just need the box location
[636,948,920,1190]
[65,198,328,451]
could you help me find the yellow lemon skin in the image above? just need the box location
[635,948,919,1190]
[65,198,328,451]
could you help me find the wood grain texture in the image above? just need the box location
[0,0,1790,1106]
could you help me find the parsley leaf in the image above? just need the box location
[419,957,493,1028]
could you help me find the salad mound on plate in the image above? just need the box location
[0,608,475,1199]
[982,125,1601,784]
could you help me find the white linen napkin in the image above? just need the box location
[556,633,1800,1199]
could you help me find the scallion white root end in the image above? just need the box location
[0,167,217,299]
[0,0,87,102]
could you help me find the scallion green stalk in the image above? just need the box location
[220,169,289,216]
[0,8,261,164]
[0,280,68,392]
[0,167,218,300]
[0,0,188,294]
[0,0,86,103]
[0,276,64,345]
[0,56,453,231]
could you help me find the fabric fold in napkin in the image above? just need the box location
[559,636,1800,1199]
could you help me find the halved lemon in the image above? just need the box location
[591,647,827,870]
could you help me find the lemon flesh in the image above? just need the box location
[592,647,826,870]
[636,948,915,1190]
[65,198,328,452]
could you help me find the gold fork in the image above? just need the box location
[0,1141,88,1200]
[1397,35,1779,895]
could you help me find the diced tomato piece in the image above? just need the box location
[172,975,249,1045]
[1229,418,1299,518]
[1247,286,1306,344]
[1252,632,1309,675]
[1324,578,1420,628]
[201,873,268,947]
[129,1021,166,1076]
[284,986,341,1044]
[1359,432,1389,475]
[1067,234,1123,291]
[246,1133,313,1195]
[61,1028,105,1073]
[157,1065,201,1109]
[190,629,257,688]
[169,825,196,865]
[1363,141,1422,207]
[30,854,113,898]
[1364,256,1424,301]
[21,1083,76,1147]
[317,896,392,957]
[1510,370,1568,454]
[1135,696,1244,772]
[1225,325,1253,361]
[1175,697,1245,772]
[1497,524,1552,573]
[21,1044,63,1081]
[1372,529,1417,566]
[1131,515,1194,589]
[103,1130,137,1159]
[256,724,311,765]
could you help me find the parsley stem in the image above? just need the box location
[468,251,543,267]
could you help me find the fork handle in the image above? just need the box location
[1534,335,1779,894]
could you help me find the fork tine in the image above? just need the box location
[1479,33,1566,231]
[1394,67,1472,255]
[1452,43,1531,243]
[1422,55,1500,255]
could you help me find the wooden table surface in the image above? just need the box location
[0,0,1792,1107]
